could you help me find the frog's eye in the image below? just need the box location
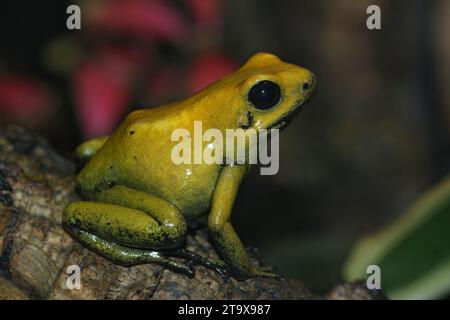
[248,80,281,110]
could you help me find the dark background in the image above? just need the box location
[0,0,449,293]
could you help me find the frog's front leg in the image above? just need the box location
[75,136,109,165]
[63,185,195,276]
[208,165,278,279]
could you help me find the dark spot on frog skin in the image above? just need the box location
[238,111,253,129]
[129,130,135,135]
[92,180,116,195]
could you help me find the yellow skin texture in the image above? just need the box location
[63,53,315,278]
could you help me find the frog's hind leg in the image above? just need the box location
[64,185,230,277]
[63,200,186,248]
[96,185,230,277]
[67,226,195,277]
[63,185,194,276]
[95,185,230,276]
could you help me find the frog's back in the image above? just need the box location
[77,101,221,219]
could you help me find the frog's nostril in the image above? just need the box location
[302,74,316,92]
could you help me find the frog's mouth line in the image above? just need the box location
[268,99,309,130]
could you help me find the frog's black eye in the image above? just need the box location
[248,80,281,110]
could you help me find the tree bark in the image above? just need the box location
[0,126,380,300]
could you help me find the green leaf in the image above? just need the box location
[344,175,450,299]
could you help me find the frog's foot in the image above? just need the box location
[246,245,260,256]
[230,266,284,281]
[167,248,230,279]
[249,266,285,281]
[256,264,277,273]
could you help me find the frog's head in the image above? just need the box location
[231,52,315,131]
[185,53,315,165]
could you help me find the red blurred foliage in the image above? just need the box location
[72,45,148,138]
[0,75,55,126]
[0,0,234,139]
[0,0,236,143]
[87,0,188,42]
[145,65,180,103]
[186,0,222,29]
[145,52,237,104]
[70,0,234,138]
[185,52,237,94]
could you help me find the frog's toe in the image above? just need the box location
[166,248,231,279]
[246,245,260,255]
[185,255,230,279]
[258,265,277,272]
[164,258,196,278]
[176,263,196,279]
[249,266,284,280]
[185,267,196,279]
[212,264,231,280]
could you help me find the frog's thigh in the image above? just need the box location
[96,185,187,246]
[64,187,186,250]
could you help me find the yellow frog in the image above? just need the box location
[63,53,315,279]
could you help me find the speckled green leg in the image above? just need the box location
[208,165,278,279]
[68,227,195,277]
[62,185,194,275]
[98,186,232,276]
[64,186,187,249]
[63,185,230,277]
[96,185,188,248]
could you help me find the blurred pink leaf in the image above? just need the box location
[72,62,130,138]
[88,0,188,42]
[71,45,150,138]
[93,44,149,79]
[186,0,222,29]
[145,65,180,103]
[0,74,54,119]
[185,52,237,94]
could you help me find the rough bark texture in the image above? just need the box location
[0,126,380,300]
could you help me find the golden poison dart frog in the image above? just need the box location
[63,53,315,279]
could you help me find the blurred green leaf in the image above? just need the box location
[344,175,450,299]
